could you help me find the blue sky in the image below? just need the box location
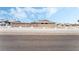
[0,7,79,24]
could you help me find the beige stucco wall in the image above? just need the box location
[11,23,56,28]
[10,22,79,29]
[36,23,56,28]
[11,23,31,27]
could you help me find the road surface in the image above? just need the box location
[0,35,79,51]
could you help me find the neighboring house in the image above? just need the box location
[1,19,79,29]
[10,22,31,27]
[10,19,56,28]
[31,20,56,28]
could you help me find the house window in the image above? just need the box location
[45,23,48,24]
[41,23,44,24]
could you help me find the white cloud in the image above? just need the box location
[0,10,10,20]
[9,7,58,21]
[24,7,37,13]
[25,7,58,19]
[10,7,27,18]
[46,7,58,18]
[0,10,8,14]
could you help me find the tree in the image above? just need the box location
[4,20,9,23]
[78,20,79,23]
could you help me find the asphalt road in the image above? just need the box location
[0,35,79,51]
